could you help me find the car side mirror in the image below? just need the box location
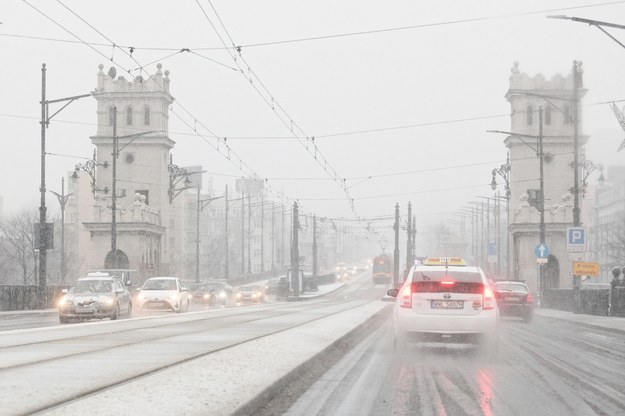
[125,280,132,287]
[387,288,399,297]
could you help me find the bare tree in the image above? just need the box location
[0,208,38,285]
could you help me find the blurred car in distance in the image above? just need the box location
[135,277,190,313]
[265,278,280,295]
[204,281,238,305]
[387,257,499,354]
[58,274,133,324]
[189,282,216,306]
[494,280,535,323]
[237,285,266,303]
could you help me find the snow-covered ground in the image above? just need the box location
[42,300,388,416]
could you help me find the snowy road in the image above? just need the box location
[0,275,388,416]
[276,314,625,416]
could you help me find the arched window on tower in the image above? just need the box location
[144,106,150,125]
[526,105,533,125]
[126,107,133,126]
[108,107,116,126]
[545,105,551,125]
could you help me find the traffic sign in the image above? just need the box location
[567,227,587,252]
[535,243,549,258]
[572,261,599,276]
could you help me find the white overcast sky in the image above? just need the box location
[2,0,625,233]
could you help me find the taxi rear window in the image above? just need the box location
[411,270,483,283]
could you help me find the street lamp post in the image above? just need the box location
[491,153,511,278]
[488,105,545,296]
[38,64,92,301]
[50,177,73,284]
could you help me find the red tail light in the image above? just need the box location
[483,285,495,310]
[400,285,412,308]
[526,292,534,304]
[440,280,455,286]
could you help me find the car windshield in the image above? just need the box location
[143,279,177,290]
[70,280,112,293]
[412,270,483,283]
[496,283,529,292]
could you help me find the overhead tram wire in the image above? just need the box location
[195,0,359,218]
[12,1,625,52]
[27,1,303,215]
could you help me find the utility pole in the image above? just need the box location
[271,201,275,274]
[406,202,412,273]
[241,190,245,274]
[291,202,300,298]
[38,64,92,299]
[393,203,400,287]
[39,64,48,294]
[539,106,546,303]
[261,193,265,272]
[313,215,318,279]
[247,192,251,273]
[572,61,582,312]
[111,107,118,263]
[411,215,416,261]
[225,185,229,281]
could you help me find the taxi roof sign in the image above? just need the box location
[423,257,466,266]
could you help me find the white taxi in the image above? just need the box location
[387,257,499,353]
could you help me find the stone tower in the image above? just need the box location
[82,63,175,279]
[505,61,586,293]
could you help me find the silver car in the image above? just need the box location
[58,276,133,324]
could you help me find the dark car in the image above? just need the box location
[494,280,535,322]
[58,275,133,323]
[189,282,216,306]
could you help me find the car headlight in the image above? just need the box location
[104,298,115,306]
[137,294,145,301]
[203,294,210,299]
[236,293,242,299]
[58,299,73,308]
[219,291,226,298]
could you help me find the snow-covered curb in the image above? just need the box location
[44,300,390,416]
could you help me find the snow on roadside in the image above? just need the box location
[43,300,388,416]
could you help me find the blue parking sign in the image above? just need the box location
[567,227,586,252]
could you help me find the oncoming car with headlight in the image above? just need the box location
[387,257,499,354]
[135,277,190,313]
[58,275,133,324]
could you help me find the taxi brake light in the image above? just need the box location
[526,292,534,304]
[483,285,495,310]
[440,280,455,286]
[400,285,412,308]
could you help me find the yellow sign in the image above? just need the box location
[423,257,466,266]
[572,261,600,276]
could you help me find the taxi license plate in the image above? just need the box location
[431,300,464,309]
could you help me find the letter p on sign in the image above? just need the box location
[567,227,586,252]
